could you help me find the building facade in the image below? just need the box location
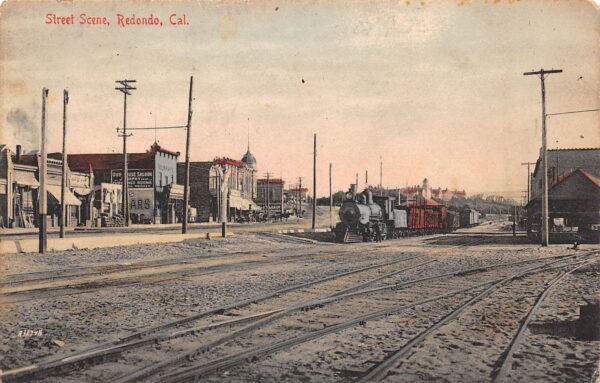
[179,146,258,223]
[257,178,284,216]
[0,145,94,228]
[67,142,181,224]
[528,147,600,240]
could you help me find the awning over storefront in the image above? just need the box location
[46,185,81,206]
[72,187,92,196]
[169,184,184,200]
[14,171,39,188]
[244,198,260,211]
[229,195,260,211]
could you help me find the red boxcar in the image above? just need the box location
[404,198,447,232]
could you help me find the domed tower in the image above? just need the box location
[241,147,257,170]
[241,130,257,199]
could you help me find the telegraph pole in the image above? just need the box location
[182,76,193,234]
[379,156,383,194]
[365,170,368,187]
[297,177,303,217]
[60,90,68,238]
[520,162,535,204]
[39,88,49,254]
[355,173,358,190]
[312,134,317,230]
[329,162,332,228]
[523,68,562,247]
[115,79,136,226]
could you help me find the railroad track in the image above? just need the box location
[157,252,597,383]
[0,252,429,382]
[0,246,376,303]
[0,232,488,304]
[91,252,597,382]
[491,258,597,383]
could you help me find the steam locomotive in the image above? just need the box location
[334,185,449,243]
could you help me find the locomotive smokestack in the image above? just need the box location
[351,184,357,194]
[366,189,374,204]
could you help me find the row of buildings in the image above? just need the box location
[525,147,600,241]
[0,142,308,228]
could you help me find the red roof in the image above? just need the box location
[11,154,38,167]
[214,158,244,167]
[258,178,284,185]
[551,168,600,189]
[62,143,179,172]
[405,197,443,207]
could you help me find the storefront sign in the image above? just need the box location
[111,169,154,189]
[129,188,154,217]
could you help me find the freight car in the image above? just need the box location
[459,208,480,227]
[446,210,461,231]
[334,186,448,243]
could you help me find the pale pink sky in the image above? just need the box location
[1,0,599,198]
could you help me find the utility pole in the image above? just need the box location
[355,173,358,190]
[329,162,332,228]
[60,90,68,238]
[312,133,316,230]
[365,170,368,187]
[39,88,49,254]
[115,79,136,226]
[524,68,562,247]
[379,156,383,194]
[298,177,303,217]
[520,162,535,204]
[182,76,193,234]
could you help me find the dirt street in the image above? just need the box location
[1,224,599,383]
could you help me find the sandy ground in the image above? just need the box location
[0,218,598,383]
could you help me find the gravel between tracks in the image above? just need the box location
[1,230,598,383]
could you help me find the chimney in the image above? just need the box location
[16,145,21,162]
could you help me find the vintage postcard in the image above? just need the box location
[0,0,599,382]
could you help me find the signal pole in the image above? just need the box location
[60,90,68,238]
[329,162,332,228]
[182,76,193,234]
[520,162,535,204]
[379,156,383,194]
[312,133,316,230]
[523,68,562,247]
[39,88,49,254]
[297,177,303,217]
[115,79,136,226]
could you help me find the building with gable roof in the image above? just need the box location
[527,148,600,242]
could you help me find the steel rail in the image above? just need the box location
[359,254,598,382]
[4,251,592,382]
[163,283,491,383]
[2,247,395,302]
[0,254,425,382]
[492,258,596,382]
[110,251,596,383]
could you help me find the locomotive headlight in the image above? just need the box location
[345,192,353,200]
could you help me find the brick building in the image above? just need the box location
[257,178,284,216]
[66,142,182,224]
[179,146,258,223]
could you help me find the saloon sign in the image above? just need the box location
[111,169,154,189]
